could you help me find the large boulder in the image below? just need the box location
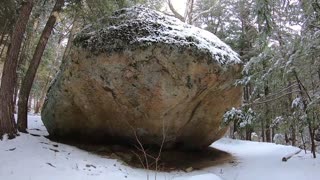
[41,7,242,150]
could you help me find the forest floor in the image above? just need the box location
[0,115,320,180]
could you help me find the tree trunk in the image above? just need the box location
[0,0,34,138]
[36,72,53,113]
[0,20,8,50]
[287,80,296,146]
[35,29,65,113]
[317,68,320,83]
[17,0,65,132]
[61,12,79,62]
[33,97,42,114]
[34,98,42,114]
[246,127,252,141]
[14,12,41,112]
[293,71,316,158]
[0,35,9,61]
[307,121,316,158]
[271,127,275,143]
[233,119,238,139]
[184,0,195,24]
[261,117,265,142]
[309,113,317,158]
[265,102,271,142]
[290,124,296,146]
[300,132,307,153]
[262,60,271,142]
[13,87,19,113]
[28,92,33,112]
[285,133,289,144]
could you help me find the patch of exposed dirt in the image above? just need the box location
[73,143,234,172]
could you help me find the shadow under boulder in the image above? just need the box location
[71,142,235,171]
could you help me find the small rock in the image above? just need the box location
[86,164,96,168]
[110,153,120,159]
[117,152,134,162]
[6,148,16,151]
[185,167,193,172]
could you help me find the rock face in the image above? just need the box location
[41,7,242,150]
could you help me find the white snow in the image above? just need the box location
[135,11,241,65]
[292,96,305,109]
[79,7,241,65]
[1,115,320,180]
[271,116,284,128]
[223,107,256,128]
[173,174,222,180]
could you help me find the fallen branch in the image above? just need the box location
[282,149,302,162]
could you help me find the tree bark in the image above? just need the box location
[14,11,41,112]
[293,70,316,158]
[61,12,80,62]
[246,127,252,141]
[300,132,307,153]
[263,60,271,142]
[287,80,296,146]
[261,116,265,142]
[0,35,9,61]
[308,115,316,158]
[17,0,65,132]
[28,92,33,112]
[232,119,238,139]
[36,71,53,114]
[0,20,8,51]
[290,124,296,146]
[285,133,289,144]
[0,0,34,138]
[184,0,194,24]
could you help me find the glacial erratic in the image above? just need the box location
[41,6,242,150]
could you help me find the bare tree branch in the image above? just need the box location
[162,12,180,18]
[167,0,185,22]
[192,1,217,23]
[245,90,302,105]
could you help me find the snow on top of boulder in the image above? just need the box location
[75,6,241,65]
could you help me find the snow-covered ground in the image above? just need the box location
[0,115,319,180]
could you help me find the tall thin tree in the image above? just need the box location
[17,0,65,132]
[0,0,34,138]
